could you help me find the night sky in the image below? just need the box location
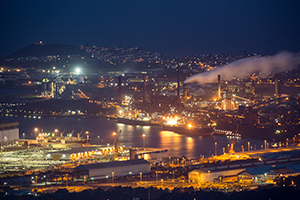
[1,0,300,57]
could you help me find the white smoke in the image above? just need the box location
[184,52,300,84]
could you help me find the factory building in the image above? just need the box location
[222,98,236,110]
[74,159,150,180]
[189,168,245,183]
[238,163,300,183]
[189,162,300,184]
[0,122,19,147]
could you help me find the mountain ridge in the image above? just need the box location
[7,43,87,58]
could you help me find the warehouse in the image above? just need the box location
[238,163,300,183]
[189,162,300,184]
[0,122,19,147]
[189,168,245,183]
[74,159,150,180]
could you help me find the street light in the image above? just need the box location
[98,136,100,145]
[140,172,142,182]
[66,174,68,187]
[248,142,250,152]
[113,132,116,144]
[215,142,217,156]
[293,137,295,145]
[23,133,25,139]
[86,131,89,141]
[55,129,58,137]
[142,134,146,148]
[172,171,175,187]
[34,128,38,137]
[264,140,267,150]
[112,172,114,183]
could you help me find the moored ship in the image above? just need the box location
[162,124,214,137]
[117,117,152,126]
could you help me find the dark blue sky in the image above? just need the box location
[1,0,299,57]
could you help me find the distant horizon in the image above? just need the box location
[2,41,299,59]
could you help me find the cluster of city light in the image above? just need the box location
[0,148,64,173]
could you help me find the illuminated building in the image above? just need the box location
[222,98,235,110]
[74,159,150,180]
[0,122,19,147]
[45,146,116,161]
[189,168,245,183]
[189,156,300,184]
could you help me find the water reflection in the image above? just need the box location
[186,137,194,155]
[0,115,265,159]
[159,131,182,152]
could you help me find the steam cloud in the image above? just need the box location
[184,52,300,84]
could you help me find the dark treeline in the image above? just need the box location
[1,185,300,200]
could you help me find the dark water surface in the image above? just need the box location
[1,115,264,159]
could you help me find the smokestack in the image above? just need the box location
[218,74,221,100]
[177,59,180,97]
[118,76,122,104]
[55,83,58,99]
[250,81,255,101]
[183,83,189,100]
[143,74,146,103]
[275,76,279,98]
[68,63,70,84]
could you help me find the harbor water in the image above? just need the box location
[1,115,265,159]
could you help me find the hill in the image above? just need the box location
[7,43,87,58]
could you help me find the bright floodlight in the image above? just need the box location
[75,68,81,73]
[165,118,178,125]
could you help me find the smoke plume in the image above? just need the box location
[184,52,300,84]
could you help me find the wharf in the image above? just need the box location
[123,147,168,155]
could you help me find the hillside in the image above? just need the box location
[7,43,87,58]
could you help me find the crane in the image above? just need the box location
[77,127,85,138]
[68,129,75,137]
[229,121,239,154]
[113,130,122,160]
[61,127,67,137]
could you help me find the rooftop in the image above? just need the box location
[75,159,149,170]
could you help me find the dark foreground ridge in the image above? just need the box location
[1,185,300,200]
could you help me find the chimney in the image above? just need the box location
[177,59,180,97]
[143,74,147,103]
[183,83,189,100]
[275,77,279,98]
[218,75,221,100]
[68,64,70,83]
[118,76,122,104]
